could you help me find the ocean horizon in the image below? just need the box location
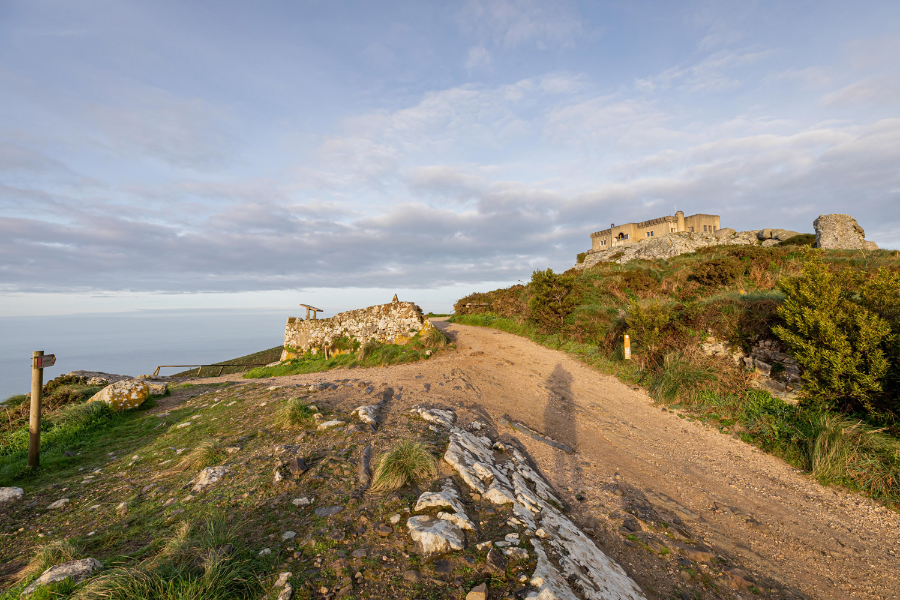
[0,308,290,401]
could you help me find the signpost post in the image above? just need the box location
[28,351,55,468]
[624,335,631,360]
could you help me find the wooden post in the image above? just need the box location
[28,351,44,468]
[306,307,310,320]
[623,335,631,360]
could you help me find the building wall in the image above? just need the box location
[590,212,721,249]
[281,298,432,360]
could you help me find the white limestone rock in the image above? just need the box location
[191,466,229,493]
[415,481,475,530]
[0,487,24,506]
[22,558,103,596]
[47,498,69,509]
[352,405,378,425]
[410,406,456,428]
[316,420,345,431]
[406,515,466,557]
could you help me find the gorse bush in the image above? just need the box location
[774,257,899,419]
[371,441,437,493]
[689,258,744,287]
[529,268,576,331]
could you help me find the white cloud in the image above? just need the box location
[822,76,900,108]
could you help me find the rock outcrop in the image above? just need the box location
[406,515,467,557]
[88,379,150,411]
[577,230,758,269]
[814,214,878,250]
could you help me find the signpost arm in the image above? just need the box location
[28,351,44,468]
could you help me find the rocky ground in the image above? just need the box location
[2,319,899,599]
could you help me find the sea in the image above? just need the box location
[0,309,289,401]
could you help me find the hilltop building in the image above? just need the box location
[590,211,721,250]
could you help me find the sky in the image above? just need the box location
[1,0,899,317]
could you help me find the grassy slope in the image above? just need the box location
[451,244,900,507]
[170,346,285,377]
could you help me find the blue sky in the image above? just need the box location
[1,0,899,316]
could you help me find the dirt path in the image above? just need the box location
[203,319,900,599]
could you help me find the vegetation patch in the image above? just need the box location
[371,441,438,493]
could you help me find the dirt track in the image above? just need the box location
[207,319,900,599]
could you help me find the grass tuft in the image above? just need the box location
[17,538,82,584]
[274,397,317,429]
[421,327,450,348]
[371,441,437,493]
[648,352,715,403]
[177,439,225,471]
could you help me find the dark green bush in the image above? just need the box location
[777,233,816,247]
[529,269,576,331]
[774,259,898,419]
[576,252,586,264]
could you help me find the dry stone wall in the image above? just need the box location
[281,298,432,360]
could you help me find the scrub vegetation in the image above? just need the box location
[452,245,900,506]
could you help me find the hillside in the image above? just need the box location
[453,243,900,508]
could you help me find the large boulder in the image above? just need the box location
[22,558,103,596]
[814,214,878,250]
[88,380,149,411]
[0,487,24,506]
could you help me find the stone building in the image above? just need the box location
[590,211,721,250]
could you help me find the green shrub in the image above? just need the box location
[625,301,680,361]
[774,258,896,418]
[371,441,437,493]
[529,269,576,331]
[619,269,659,294]
[576,252,586,264]
[421,327,450,348]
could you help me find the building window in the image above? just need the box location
[690,227,694,232]
[651,231,654,236]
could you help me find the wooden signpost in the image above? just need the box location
[624,335,631,360]
[28,351,56,468]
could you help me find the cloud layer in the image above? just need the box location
[1,1,898,300]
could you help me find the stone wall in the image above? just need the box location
[281,297,433,360]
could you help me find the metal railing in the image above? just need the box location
[152,363,269,377]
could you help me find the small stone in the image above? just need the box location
[622,516,641,532]
[116,502,128,516]
[403,569,422,583]
[485,548,507,574]
[466,582,488,600]
[476,540,493,550]
[351,548,368,558]
[259,548,272,556]
[291,496,313,507]
[433,559,453,574]
[47,498,69,509]
[504,547,528,560]
[275,571,292,587]
[375,524,393,536]
[314,505,344,518]
[679,570,692,582]
[328,529,346,541]
[389,514,401,524]
[282,531,297,541]
[317,420,346,431]
[277,583,294,600]
[191,466,229,493]
[287,457,308,475]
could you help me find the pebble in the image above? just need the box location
[274,572,292,587]
[314,505,344,518]
[259,548,272,556]
[389,514,401,524]
[282,531,297,541]
[47,499,69,509]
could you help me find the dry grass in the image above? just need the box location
[421,327,450,348]
[274,397,317,429]
[17,538,81,583]
[177,439,225,471]
[371,441,437,493]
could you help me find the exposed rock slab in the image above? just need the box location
[577,230,757,269]
[406,515,466,557]
[415,480,476,530]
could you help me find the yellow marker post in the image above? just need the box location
[624,335,631,360]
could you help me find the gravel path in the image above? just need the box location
[202,318,900,599]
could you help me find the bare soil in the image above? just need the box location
[202,318,900,599]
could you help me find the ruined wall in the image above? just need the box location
[281,298,432,360]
